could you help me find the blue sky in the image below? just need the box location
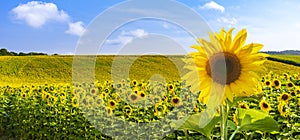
[1,0,300,54]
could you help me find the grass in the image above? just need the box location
[269,54,300,64]
[0,54,299,86]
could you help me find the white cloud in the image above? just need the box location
[121,29,148,38]
[106,29,148,46]
[217,17,238,25]
[199,1,225,13]
[11,1,85,36]
[11,1,69,28]
[65,21,85,36]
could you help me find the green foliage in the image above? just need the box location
[236,109,279,132]
[0,48,47,56]
[175,113,221,139]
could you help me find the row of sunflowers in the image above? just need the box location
[0,71,299,139]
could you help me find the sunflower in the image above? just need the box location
[296,88,300,95]
[106,107,113,116]
[283,73,289,78]
[108,100,117,109]
[161,93,168,102]
[232,113,239,125]
[290,91,296,96]
[87,96,95,107]
[278,93,291,103]
[80,98,88,106]
[167,84,175,92]
[71,96,79,108]
[47,96,57,106]
[123,105,133,116]
[104,88,110,94]
[184,28,267,103]
[42,92,51,100]
[259,99,271,112]
[264,80,271,87]
[132,80,138,87]
[278,102,288,117]
[155,102,167,115]
[272,79,281,89]
[286,81,294,88]
[20,93,27,98]
[128,93,138,103]
[133,88,139,94]
[116,83,122,89]
[95,98,103,107]
[171,97,182,107]
[99,92,106,100]
[90,88,98,95]
[138,91,146,100]
[238,102,249,109]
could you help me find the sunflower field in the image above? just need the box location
[0,71,300,139]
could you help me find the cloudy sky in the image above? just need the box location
[1,0,300,54]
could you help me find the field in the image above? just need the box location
[0,54,300,139]
[0,55,299,86]
[269,54,300,65]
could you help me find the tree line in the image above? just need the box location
[263,50,300,55]
[0,48,47,56]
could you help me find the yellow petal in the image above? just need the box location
[231,29,247,53]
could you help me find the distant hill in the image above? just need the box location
[263,50,300,55]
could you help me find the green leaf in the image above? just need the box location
[237,109,279,133]
[172,113,221,138]
[227,120,237,130]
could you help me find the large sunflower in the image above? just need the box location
[185,28,267,103]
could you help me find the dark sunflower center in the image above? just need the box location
[274,81,280,86]
[140,93,145,97]
[206,52,241,84]
[287,83,293,87]
[110,101,115,106]
[291,92,296,96]
[240,105,247,109]
[266,81,270,86]
[117,84,122,88]
[282,94,289,100]
[172,98,180,104]
[262,103,269,108]
[130,94,137,100]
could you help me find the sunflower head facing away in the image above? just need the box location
[185,28,267,103]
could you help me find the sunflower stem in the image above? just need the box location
[220,101,229,140]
